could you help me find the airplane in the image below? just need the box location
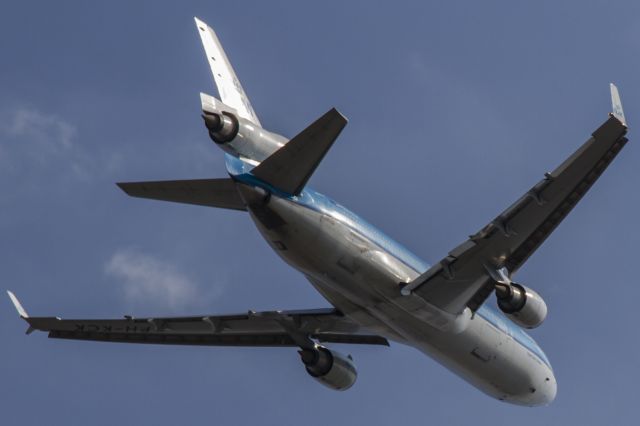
[7,17,630,406]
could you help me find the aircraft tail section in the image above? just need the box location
[192,19,348,197]
[195,18,289,166]
[117,178,246,211]
[195,17,260,126]
[251,108,347,195]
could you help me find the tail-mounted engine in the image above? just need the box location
[200,92,288,162]
[495,283,547,329]
[202,111,239,144]
[299,346,357,391]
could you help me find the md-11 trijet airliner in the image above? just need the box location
[8,17,630,406]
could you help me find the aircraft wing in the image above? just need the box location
[402,87,628,315]
[6,292,388,347]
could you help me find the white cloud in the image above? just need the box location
[7,108,77,150]
[105,248,219,312]
[0,107,102,181]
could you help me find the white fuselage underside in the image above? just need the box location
[240,186,557,406]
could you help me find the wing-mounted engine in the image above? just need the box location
[495,283,547,329]
[299,346,357,391]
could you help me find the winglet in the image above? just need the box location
[610,83,626,127]
[7,290,29,318]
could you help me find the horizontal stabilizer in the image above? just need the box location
[252,108,347,195]
[117,178,246,211]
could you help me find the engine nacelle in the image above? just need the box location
[202,111,239,143]
[496,283,547,329]
[200,92,288,162]
[299,346,357,391]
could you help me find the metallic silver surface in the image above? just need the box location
[301,346,358,391]
[201,92,286,162]
[238,183,557,405]
[497,284,548,329]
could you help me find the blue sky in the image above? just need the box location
[2,1,639,424]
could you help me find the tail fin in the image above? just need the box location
[195,17,260,126]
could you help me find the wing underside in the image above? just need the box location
[7,293,388,347]
[403,87,628,315]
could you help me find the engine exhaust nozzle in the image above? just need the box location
[201,111,239,144]
[202,112,222,132]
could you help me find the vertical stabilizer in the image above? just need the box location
[194,17,261,126]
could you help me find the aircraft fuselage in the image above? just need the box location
[235,177,557,406]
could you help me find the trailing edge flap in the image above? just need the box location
[117,178,246,211]
[194,17,260,126]
[251,108,347,195]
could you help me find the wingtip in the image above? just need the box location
[7,290,29,318]
[115,182,132,196]
[328,107,348,125]
[609,82,627,127]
